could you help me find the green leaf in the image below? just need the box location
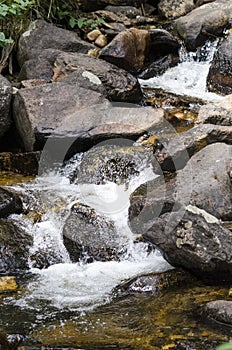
[216,343,232,350]
[77,17,84,29]
[69,16,76,29]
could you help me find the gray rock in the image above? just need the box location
[158,0,195,19]
[203,300,232,325]
[0,75,12,139]
[99,28,150,73]
[13,80,163,154]
[63,203,121,262]
[13,82,108,151]
[143,206,232,282]
[196,94,232,126]
[148,29,180,59]
[176,142,232,220]
[175,0,232,51]
[0,187,22,218]
[0,219,32,274]
[207,32,232,95]
[53,52,143,102]
[17,58,54,82]
[105,5,141,18]
[17,20,94,67]
[153,124,232,172]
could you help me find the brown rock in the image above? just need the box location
[95,34,107,47]
[158,0,195,19]
[87,29,102,41]
[99,28,150,73]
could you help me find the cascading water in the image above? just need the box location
[139,40,223,102]
[3,148,171,325]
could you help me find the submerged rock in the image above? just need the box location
[143,206,232,282]
[63,203,121,262]
[0,187,22,218]
[0,151,40,176]
[0,219,32,274]
[207,31,232,95]
[53,52,143,102]
[0,276,18,292]
[113,269,193,297]
[0,75,12,139]
[196,94,232,126]
[175,0,232,51]
[203,300,232,325]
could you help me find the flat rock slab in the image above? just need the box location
[13,82,165,156]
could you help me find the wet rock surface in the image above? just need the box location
[143,206,232,282]
[63,203,121,262]
[0,219,32,274]
[207,31,232,95]
[0,152,40,176]
[0,187,22,218]
[71,144,152,185]
[175,0,232,51]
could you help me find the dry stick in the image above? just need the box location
[141,2,146,16]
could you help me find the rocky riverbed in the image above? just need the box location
[0,0,232,349]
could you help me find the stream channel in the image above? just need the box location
[0,40,232,350]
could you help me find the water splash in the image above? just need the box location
[139,40,223,102]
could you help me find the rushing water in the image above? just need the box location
[139,40,223,102]
[3,150,171,324]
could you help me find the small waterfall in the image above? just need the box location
[139,40,223,102]
[8,149,171,319]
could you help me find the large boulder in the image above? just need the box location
[99,28,150,73]
[13,83,108,151]
[0,219,32,274]
[0,188,22,218]
[13,81,164,154]
[176,142,232,220]
[53,52,143,102]
[17,58,54,82]
[0,75,12,139]
[196,94,232,125]
[63,203,121,262]
[153,124,232,172]
[175,0,232,51]
[143,206,232,282]
[17,20,94,67]
[207,32,232,95]
[158,0,195,19]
